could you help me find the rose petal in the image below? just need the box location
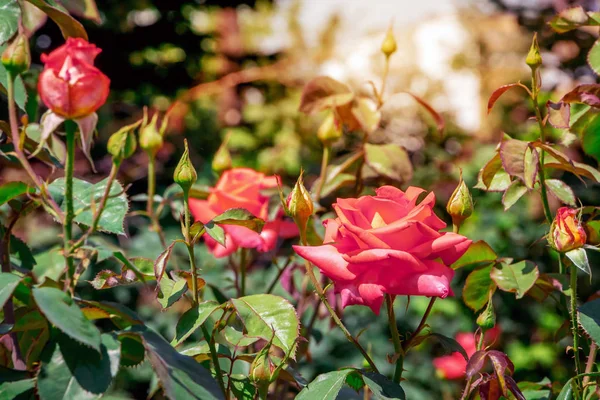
[293,244,356,281]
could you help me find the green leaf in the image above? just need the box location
[546,179,577,206]
[10,234,36,271]
[523,146,539,189]
[578,299,600,347]
[0,273,21,310]
[157,275,188,310]
[0,181,34,205]
[313,172,355,199]
[549,6,599,33]
[37,333,120,400]
[589,39,600,76]
[463,264,495,311]
[556,373,600,400]
[60,0,100,23]
[452,241,497,269]
[299,76,354,114]
[48,177,129,235]
[172,301,221,346]
[566,248,591,275]
[364,143,413,184]
[229,375,256,400]
[230,294,299,358]
[429,333,469,361]
[32,246,64,281]
[25,0,88,40]
[502,181,527,210]
[476,154,511,192]
[491,261,539,299]
[361,371,406,400]
[32,287,101,351]
[130,326,224,400]
[351,97,381,134]
[210,208,265,233]
[118,333,145,368]
[0,378,35,399]
[0,0,20,44]
[296,370,353,400]
[345,370,365,392]
[205,223,226,247]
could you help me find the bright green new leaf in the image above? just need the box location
[230,294,299,358]
[589,39,600,75]
[33,287,102,351]
[491,261,539,299]
[452,241,497,269]
[462,264,495,311]
[0,181,34,205]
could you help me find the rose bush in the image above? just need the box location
[189,167,297,257]
[294,185,471,314]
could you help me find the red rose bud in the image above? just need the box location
[549,207,586,253]
[139,108,166,156]
[381,26,397,58]
[317,113,343,144]
[2,33,31,76]
[38,38,110,119]
[173,139,197,193]
[446,172,473,228]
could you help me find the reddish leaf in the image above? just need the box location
[505,375,526,400]
[523,146,539,189]
[479,375,502,400]
[499,139,529,182]
[401,91,445,135]
[154,242,177,284]
[488,350,515,396]
[561,84,600,108]
[534,142,600,182]
[476,154,511,192]
[299,76,354,114]
[547,101,570,129]
[487,83,529,114]
[466,350,488,379]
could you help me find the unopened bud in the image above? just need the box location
[476,296,496,331]
[249,344,277,398]
[526,33,542,70]
[549,207,586,253]
[287,173,314,240]
[212,134,232,173]
[317,113,343,144]
[446,171,473,229]
[173,139,197,193]
[381,26,397,58]
[107,120,140,165]
[2,33,31,76]
[585,221,600,246]
[139,109,166,156]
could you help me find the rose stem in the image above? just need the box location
[315,145,330,203]
[90,163,119,233]
[569,257,583,388]
[300,256,379,372]
[385,294,404,383]
[6,73,64,221]
[583,343,597,387]
[63,120,77,294]
[147,154,156,216]
[239,248,247,297]
[182,191,227,397]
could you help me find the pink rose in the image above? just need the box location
[433,327,501,380]
[189,168,297,258]
[293,186,471,314]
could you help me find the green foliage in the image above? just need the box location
[156,275,188,310]
[25,0,87,40]
[32,287,102,351]
[463,264,495,311]
[48,177,129,235]
[0,182,34,205]
[577,299,600,346]
[0,273,20,309]
[491,261,539,299]
[0,0,19,45]
[364,143,413,184]
[172,301,221,346]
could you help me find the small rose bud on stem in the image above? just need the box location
[107,120,141,167]
[2,33,31,76]
[446,171,473,233]
[174,139,198,194]
[381,25,397,59]
[287,172,314,244]
[526,32,542,71]
[212,132,232,173]
[317,113,343,145]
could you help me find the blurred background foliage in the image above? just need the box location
[2,0,600,398]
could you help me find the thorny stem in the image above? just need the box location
[570,261,583,391]
[301,254,379,372]
[181,192,226,397]
[583,343,598,386]
[91,163,119,233]
[386,294,403,383]
[530,71,553,224]
[6,74,64,220]
[1,223,25,370]
[63,120,77,294]
[147,155,156,216]
[315,145,331,202]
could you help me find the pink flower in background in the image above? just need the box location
[293,186,471,314]
[189,168,297,258]
[433,327,501,380]
[38,38,110,119]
